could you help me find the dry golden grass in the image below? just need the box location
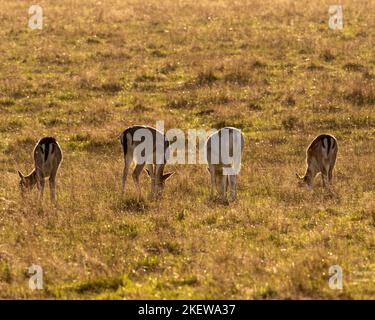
[0,0,374,299]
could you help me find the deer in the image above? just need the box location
[18,137,63,202]
[206,127,245,202]
[296,134,338,191]
[120,125,175,198]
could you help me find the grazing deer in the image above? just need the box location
[18,137,63,202]
[206,127,245,201]
[120,125,175,198]
[296,134,338,190]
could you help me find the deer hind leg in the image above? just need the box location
[208,165,216,196]
[49,164,59,203]
[229,174,238,201]
[219,174,228,201]
[36,171,45,200]
[328,166,334,186]
[328,158,336,185]
[327,163,338,197]
[122,154,132,196]
[132,163,145,198]
[321,164,330,190]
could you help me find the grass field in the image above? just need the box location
[0,0,374,299]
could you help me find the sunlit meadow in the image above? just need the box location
[0,0,374,299]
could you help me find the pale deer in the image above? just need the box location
[18,137,63,202]
[296,134,338,190]
[120,125,175,198]
[206,127,245,201]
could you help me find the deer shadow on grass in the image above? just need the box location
[112,196,149,214]
[293,185,342,206]
[205,194,231,207]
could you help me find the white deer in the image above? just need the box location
[206,127,245,201]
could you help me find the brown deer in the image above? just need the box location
[18,137,63,202]
[120,125,175,198]
[296,134,338,190]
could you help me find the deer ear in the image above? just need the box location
[296,173,302,180]
[162,172,175,181]
[145,168,151,177]
[18,171,24,179]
